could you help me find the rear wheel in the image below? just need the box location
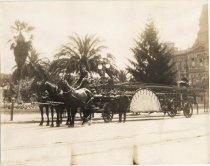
[183,102,193,118]
[102,103,114,123]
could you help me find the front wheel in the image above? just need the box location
[102,103,114,123]
[183,102,193,118]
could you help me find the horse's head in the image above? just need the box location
[30,80,48,99]
[44,81,59,94]
[31,80,44,92]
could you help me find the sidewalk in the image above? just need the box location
[1,112,41,124]
[1,106,209,125]
[0,107,83,124]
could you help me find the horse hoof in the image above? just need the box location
[46,123,49,126]
[68,124,74,127]
[82,122,89,126]
[50,124,54,127]
[56,124,60,127]
[39,123,43,126]
[88,121,92,125]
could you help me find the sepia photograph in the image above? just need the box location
[0,0,209,165]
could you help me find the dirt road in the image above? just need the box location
[1,112,210,165]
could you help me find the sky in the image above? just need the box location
[0,0,208,74]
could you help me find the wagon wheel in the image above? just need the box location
[183,102,193,118]
[167,100,177,118]
[102,103,114,123]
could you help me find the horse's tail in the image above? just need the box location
[84,89,92,102]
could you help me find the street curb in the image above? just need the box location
[1,112,209,125]
[1,120,40,125]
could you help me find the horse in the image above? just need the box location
[30,81,51,126]
[44,81,66,127]
[117,95,130,123]
[58,79,92,127]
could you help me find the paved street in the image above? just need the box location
[1,110,210,165]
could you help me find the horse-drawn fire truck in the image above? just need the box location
[35,79,199,126]
[84,81,198,122]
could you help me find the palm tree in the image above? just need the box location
[9,20,34,101]
[12,48,49,81]
[50,33,106,84]
[24,48,50,81]
[117,70,128,83]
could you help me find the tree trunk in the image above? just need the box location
[17,80,21,103]
[17,66,23,103]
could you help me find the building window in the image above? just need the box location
[199,58,203,66]
[191,57,195,67]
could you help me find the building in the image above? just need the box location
[173,4,208,104]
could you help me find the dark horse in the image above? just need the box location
[58,79,92,127]
[43,81,66,127]
[31,81,51,126]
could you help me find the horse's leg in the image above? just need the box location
[60,106,65,124]
[72,109,77,127]
[82,108,87,125]
[46,106,50,126]
[119,113,122,123]
[56,107,60,127]
[66,108,70,125]
[39,106,44,126]
[81,108,92,126]
[60,107,63,124]
[88,109,92,125]
[50,106,54,127]
[69,109,76,127]
[123,111,126,123]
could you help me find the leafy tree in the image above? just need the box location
[51,33,105,74]
[24,48,49,81]
[50,33,117,85]
[0,74,11,87]
[117,70,128,83]
[127,20,176,85]
[12,48,49,82]
[9,20,34,100]
[9,20,34,80]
